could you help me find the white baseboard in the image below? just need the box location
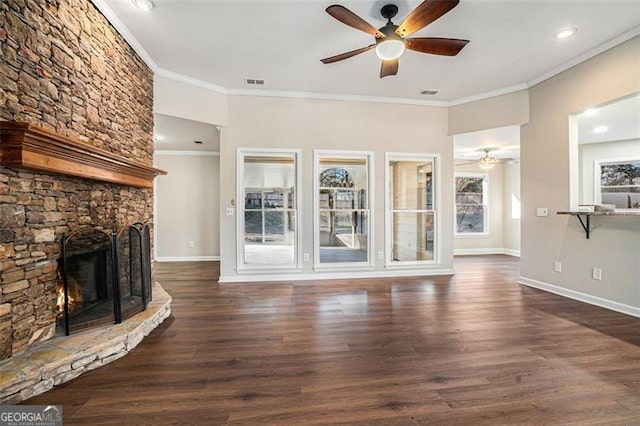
[219,267,455,283]
[503,248,521,257]
[155,256,220,262]
[518,276,640,318]
[454,248,520,257]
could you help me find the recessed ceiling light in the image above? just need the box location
[582,108,597,116]
[593,126,608,134]
[556,28,577,39]
[132,0,154,12]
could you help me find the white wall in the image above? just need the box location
[219,95,454,281]
[520,36,640,317]
[154,153,220,260]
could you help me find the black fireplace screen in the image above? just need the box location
[58,224,152,335]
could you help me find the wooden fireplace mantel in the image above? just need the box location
[0,121,166,188]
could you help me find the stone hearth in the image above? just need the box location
[0,282,170,404]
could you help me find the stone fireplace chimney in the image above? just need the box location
[0,0,161,360]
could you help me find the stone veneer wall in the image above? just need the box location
[0,0,154,360]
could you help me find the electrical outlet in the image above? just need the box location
[303,253,310,262]
[188,240,194,248]
[225,207,235,216]
[592,267,602,281]
[378,251,384,260]
[554,261,562,273]
[536,207,548,217]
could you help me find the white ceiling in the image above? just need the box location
[154,113,220,151]
[578,94,640,144]
[453,125,520,160]
[101,0,640,104]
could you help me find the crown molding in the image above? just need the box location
[154,150,220,156]
[91,0,158,72]
[155,68,228,94]
[448,83,529,107]
[226,88,448,107]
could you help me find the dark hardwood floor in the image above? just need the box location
[26,256,640,424]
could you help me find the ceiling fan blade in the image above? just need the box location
[321,44,376,64]
[326,5,384,38]
[405,37,469,56]
[396,0,460,38]
[380,59,399,78]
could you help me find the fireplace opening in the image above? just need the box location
[57,224,152,335]
[57,248,114,332]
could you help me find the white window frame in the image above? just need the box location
[313,150,374,271]
[594,157,640,210]
[454,172,489,237]
[385,152,441,267]
[236,147,302,273]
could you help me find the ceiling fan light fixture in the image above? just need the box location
[477,148,497,170]
[375,39,405,60]
[478,157,496,170]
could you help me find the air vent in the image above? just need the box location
[245,78,265,85]
[420,89,439,95]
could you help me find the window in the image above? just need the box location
[455,173,488,234]
[314,151,372,266]
[597,160,640,209]
[386,154,438,263]
[237,149,300,269]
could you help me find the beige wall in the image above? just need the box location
[520,36,640,315]
[448,90,529,135]
[154,153,220,260]
[219,95,453,280]
[154,75,228,126]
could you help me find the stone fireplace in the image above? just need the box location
[0,0,162,361]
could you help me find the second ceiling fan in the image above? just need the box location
[321,0,469,78]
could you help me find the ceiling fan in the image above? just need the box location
[456,148,518,170]
[321,0,469,78]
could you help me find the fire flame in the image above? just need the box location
[56,285,65,314]
[56,273,81,315]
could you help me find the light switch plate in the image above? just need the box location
[536,207,548,217]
